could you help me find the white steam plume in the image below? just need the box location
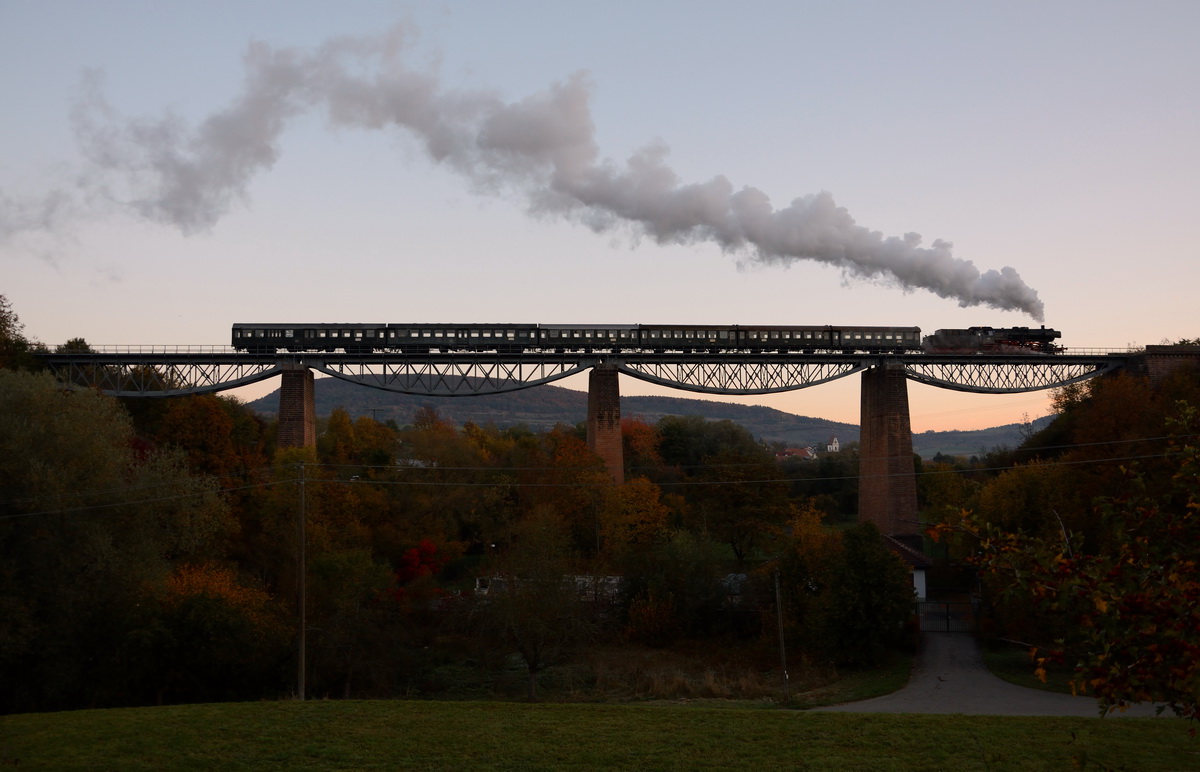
[59,25,1044,320]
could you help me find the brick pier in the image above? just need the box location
[587,364,624,484]
[858,362,920,549]
[277,364,316,448]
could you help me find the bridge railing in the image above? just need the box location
[1059,347,1142,356]
[54,344,1141,356]
[51,345,240,354]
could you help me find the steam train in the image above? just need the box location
[232,323,1062,354]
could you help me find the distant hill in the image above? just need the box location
[245,376,1049,459]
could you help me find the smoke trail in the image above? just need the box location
[62,25,1045,320]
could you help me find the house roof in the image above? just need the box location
[884,534,933,569]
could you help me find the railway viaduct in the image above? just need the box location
[39,342,1200,552]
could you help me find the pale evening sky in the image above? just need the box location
[3,1,1197,432]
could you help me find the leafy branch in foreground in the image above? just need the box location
[933,402,1200,720]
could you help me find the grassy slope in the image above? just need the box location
[2,700,1193,771]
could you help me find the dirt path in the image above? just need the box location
[814,633,1163,717]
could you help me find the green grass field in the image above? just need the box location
[2,700,1194,771]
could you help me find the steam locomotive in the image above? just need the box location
[232,323,1062,354]
[920,326,1062,354]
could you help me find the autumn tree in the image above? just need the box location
[621,417,663,479]
[619,528,730,644]
[937,403,1200,719]
[521,427,613,556]
[599,476,669,557]
[688,450,794,568]
[818,522,916,666]
[306,548,398,698]
[0,370,234,711]
[0,294,38,371]
[656,415,762,469]
[473,507,593,700]
[130,562,290,705]
[771,500,840,652]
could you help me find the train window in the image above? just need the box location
[507,330,516,339]
[284,329,294,337]
[719,331,728,339]
[421,330,431,338]
[853,333,862,340]
[770,331,779,339]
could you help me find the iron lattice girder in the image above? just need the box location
[311,354,598,395]
[614,354,870,394]
[40,353,283,397]
[903,354,1125,394]
[38,350,1131,397]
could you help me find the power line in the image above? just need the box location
[3,446,1190,522]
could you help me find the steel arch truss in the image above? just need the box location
[311,355,598,396]
[616,358,869,395]
[904,358,1122,394]
[44,359,283,397]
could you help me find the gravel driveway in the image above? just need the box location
[814,632,1164,717]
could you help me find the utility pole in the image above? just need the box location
[775,568,789,702]
[297,462,306,701]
